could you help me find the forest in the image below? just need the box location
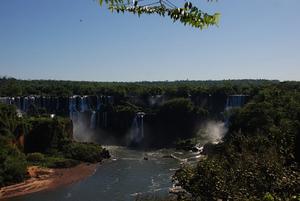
[0,77,278,97]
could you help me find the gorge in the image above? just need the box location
[0,93,248,148]
[0,92,249,200]
[1,79,298,201]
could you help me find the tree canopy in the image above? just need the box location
[99,0,220,29]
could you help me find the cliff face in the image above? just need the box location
[1,94,249,148]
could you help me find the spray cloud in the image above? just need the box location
[197,121,228,145]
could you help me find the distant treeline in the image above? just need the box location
[0,77,280,97]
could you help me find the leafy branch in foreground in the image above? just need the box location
[99,0,220,29]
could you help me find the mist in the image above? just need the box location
[73,119,97,143]
[196,121,228,145]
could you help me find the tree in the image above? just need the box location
[99,0,220,29]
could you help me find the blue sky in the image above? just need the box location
[0,0,299,81]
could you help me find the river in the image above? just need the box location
[8,146,201,201]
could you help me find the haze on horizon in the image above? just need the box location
[0,0,299,82]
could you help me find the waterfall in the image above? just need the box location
[130,112,145,145]
[29,96,35,108]
[224,95,248,126]
[15,97,21,110]
[0,97,11,105]
[80,97,84,112]
[225,95,248,110]
[140,114,144,139]
[55,97,59,110]
[90,111,97,129]
[96,96,109,129]
[69,96,78,123]
[131,116,139,140]
[95,96,102,129]
[96,96,102,110]
[1,95,111,138]
[0,96,33,113]
[80,96,90,112]
[69,95,107,131]
[22,97,28,112]
[69,95,87,141]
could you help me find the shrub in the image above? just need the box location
[263,193,275,201]
[26,152,45,163]
[63,142,109,163]
[45,157,79,168]
[0,146,27,186]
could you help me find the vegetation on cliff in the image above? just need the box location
[0,103,109,187]
[173,83,300,201]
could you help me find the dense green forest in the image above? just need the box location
[0,77,278,97]
[0,78,299,200]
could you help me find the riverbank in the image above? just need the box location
[0,163,98,200]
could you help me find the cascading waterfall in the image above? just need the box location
[80,96,90,112]
[67,95,115,142]
[22,97,28,112]
[225,95,247,110]
[0,97,11,105]
[96,96,102,110]
[69,96,78,123]
[55,97,59,111]
[224,95,248,126]
[15,97,21,110]
[96,96,109,129]
[0,96,109,130]
[90,111,97,129]
[69,95,91,141]
[96,96,102,128]
[28,96,35,111]
[0,96,32,112]
[130,112,145,145]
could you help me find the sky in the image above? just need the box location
[0,0,299,81]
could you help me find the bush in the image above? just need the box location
[26,152,45,163]
[26,152,80,168]
[63,142,109,163]
[45,157,79,168]
[3,154,27,184]
[0,142,27,186]
[263,193,275,201]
